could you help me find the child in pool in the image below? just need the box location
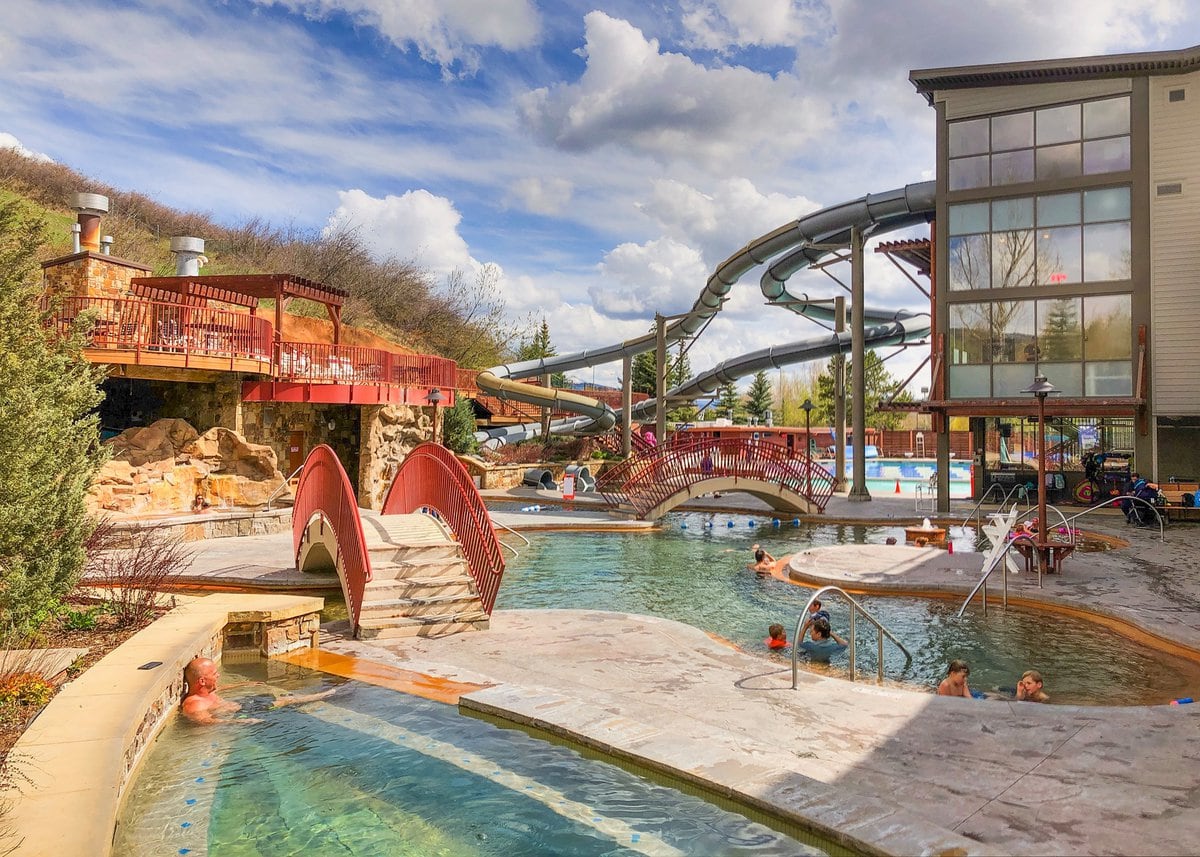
[937,659,973,698]
[765,623,789,650]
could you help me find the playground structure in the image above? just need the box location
[475,183,936,507]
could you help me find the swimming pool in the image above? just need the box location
[495,514,1200,706]
[115,660,837,856]
[815,457,973,498]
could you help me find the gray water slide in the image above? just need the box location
[475,181,935,443]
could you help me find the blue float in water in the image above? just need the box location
[748,520,756,527]
[704,521,713,528]
[680,522,687,529]
[772,518,781,527]
[727,521,735,528]
[792,518,801,526]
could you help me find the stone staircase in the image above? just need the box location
[354,511,490,640]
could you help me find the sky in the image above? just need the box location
[1,0,1195,398]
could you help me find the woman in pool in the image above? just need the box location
[748,543,776,575]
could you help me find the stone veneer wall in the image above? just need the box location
[157,375,245,434]
[358,403,435,509]
[41,251,151,299]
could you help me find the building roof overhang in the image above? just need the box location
[874,239,932,277]
[910,43,1200,104]
[892,397,1143,418]
[130,273,348,309]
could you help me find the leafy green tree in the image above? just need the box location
[441,395,479,455]
[744,370,773,423]
[0,202,106,634]
[814,351,912,431]
[716,381,742,423]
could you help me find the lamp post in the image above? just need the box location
[1020,374,1059,555]
[427,387,444,445]
[801,398,814,500]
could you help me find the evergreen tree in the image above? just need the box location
[716,381,742,423]
[666,340,696,422]
[630,349,656,395]
[813,351,912,431]
[0,202,106,634]
[441,395,479,455]
[744,370,773,423]
[1039,298,1080,361]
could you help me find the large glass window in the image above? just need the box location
[948,186,1130,290]
[944,294,1131,398]
[947,96,1130,190]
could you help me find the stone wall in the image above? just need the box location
[41,252,151,299]
[223,611,321,656]
[158,375,244,435]
[358,403,435,508]
[240,401,364,487]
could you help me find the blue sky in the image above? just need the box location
[2,0,1196,392]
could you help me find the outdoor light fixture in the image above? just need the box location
[427,388,444,444]
[1020,373,1060,557]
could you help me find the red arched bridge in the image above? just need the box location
[292,443,505,639]
[597,435,835,520]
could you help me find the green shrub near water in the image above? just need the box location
[0,201,106,635]
[441,396,480,456]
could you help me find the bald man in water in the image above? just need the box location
[181,657,335,725]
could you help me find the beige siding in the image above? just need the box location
[936,78,1131,120]
[1149,72,1200,416]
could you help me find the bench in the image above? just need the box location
[1161,482,1199,522]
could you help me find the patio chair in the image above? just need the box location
[915,473,938,512]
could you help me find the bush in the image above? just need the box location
[442,396,479,455]
[0,673,53,708]
[84,521,192,627]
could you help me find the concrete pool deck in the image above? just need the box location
[106,491,1200,854]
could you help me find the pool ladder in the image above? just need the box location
[790,585,913,687]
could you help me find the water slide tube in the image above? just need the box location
[475,182,935,442]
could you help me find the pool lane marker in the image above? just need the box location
[300,701,686,857]
[276,648,489,704]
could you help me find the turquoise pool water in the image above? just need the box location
[815,457,973,498]
[495,513,1200,706]
[116,660,836,856]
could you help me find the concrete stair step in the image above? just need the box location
[368,559,468,581]
[364,578,475,599]
[357,611,490,640]
[359,593,482,619]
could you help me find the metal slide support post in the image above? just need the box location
[621,354,632,457]
[834,296,847,492]
[540,373,551,440]
[849,226,870,501]
[655,313,667,446]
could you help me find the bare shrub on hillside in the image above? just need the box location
[84,521,192,627]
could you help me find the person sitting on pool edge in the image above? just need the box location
[937,659,973,698]
[765,623,789,650]
[181,657,337,725]
[796,618,847,662]
[798,599,832,641]
[748,543,776,575]
[1016,669,1050,702]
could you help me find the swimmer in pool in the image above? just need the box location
[937,659,973,699]
[748,544,776,575]
[181,657,337,725]
[1015,669,1050,702]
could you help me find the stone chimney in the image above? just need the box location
[41,191,150,299]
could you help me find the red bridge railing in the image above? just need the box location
[279,341,458,390]
[292,445,372,631]
[597,435,836,519]
[381,443,506,614]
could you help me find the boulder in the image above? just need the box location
[107,418,199,467]
[184,427,279,481]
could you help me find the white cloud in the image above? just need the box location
[252,0,540,76]
[592,237,709,319]
[680,0,827,51]
[508,176,574,215]
[324,188,475,275]
[0,132,53,163]
[517,11,833,167]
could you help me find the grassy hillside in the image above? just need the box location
[0,149,520,367]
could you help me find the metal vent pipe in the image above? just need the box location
[69,192,109,252]
[170,236,206,276]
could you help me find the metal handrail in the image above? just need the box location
[492,519,529,560]
[1059,494,1166,542]
[264,463,305,510]
[292,445,372,633]
[382,443,507,614]
[790,585,912,687]
[957,532,1041,618]
[960,483,1029,528]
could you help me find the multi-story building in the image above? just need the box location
[911,44,1200,502]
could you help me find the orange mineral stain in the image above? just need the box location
[276,648,489,704]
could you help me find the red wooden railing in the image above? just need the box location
[597,435,836,519]
[292,445,373,631]
[278,341,458,390]
[381,443,506,614]
[51,296,274,362]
